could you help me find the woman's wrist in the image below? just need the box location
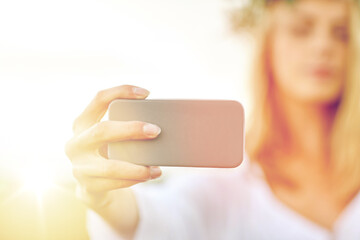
[76,184,113,209]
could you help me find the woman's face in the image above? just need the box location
[269,0,349,105]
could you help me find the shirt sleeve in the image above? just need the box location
[86,170,238,240]
[86,208,125,240]
[131,173,211,240]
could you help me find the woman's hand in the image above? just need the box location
[64,84,162,209]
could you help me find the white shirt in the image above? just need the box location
[86,153,360,240]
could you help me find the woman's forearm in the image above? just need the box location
[91,188,140,240]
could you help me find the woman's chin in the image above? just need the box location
[301,92,342,106]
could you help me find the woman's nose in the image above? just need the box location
[310,26,335,60]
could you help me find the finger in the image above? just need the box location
[72,160,162,181]
[73,84,150,135]
[75,120,161,150]
[78,177,147,193]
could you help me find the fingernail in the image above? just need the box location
[133,87,150,96]
[143,123,161,137]
[150,167,162,178]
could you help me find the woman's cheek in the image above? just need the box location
[271,37,304,97]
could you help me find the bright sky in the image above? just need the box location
[0,0,254,180]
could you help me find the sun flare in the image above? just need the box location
[19,166,55,199]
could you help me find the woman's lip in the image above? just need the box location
[311,67,333,78]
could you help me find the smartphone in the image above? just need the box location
[107,99,245,168]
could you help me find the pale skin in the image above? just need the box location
[65,85,163,239]
[65,0,356,238]
[264,0,354,230]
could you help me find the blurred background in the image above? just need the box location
[0,0,253,239]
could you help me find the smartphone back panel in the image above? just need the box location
[108,99,244,168]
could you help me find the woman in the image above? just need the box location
[65,0,360,239]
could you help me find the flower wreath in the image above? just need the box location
[228,0,360,34]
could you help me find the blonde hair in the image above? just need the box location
[228,0,360,197]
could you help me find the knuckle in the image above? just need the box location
[101,161,114,177]
[121,84,132,89]
[125,121,144,139]
[91,122,108,140]
[133,120,145,131]
[136,120,146,127]
[120,84,132,92]
[130,120,145,131]
[95,89,108,104]
[124,85,138,97]
[101,166,111,177]
[137,166,151,180]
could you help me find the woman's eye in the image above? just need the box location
[289,24,310,37]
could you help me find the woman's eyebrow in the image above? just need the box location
[291,7,348,26]
[289,7,314,23]
[290,11,313,25]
